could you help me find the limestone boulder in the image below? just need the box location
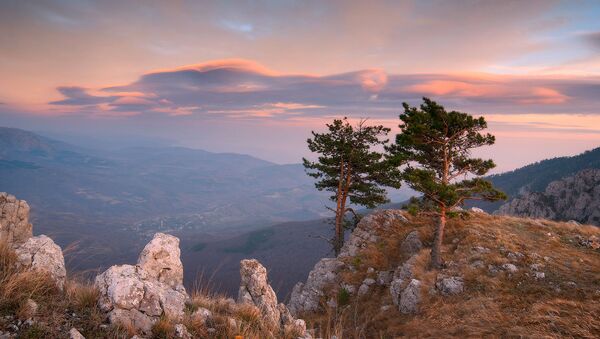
[0,193,32,246]
[95,233,188,335]
[238,259,280,329]
[14,235,66,289]
[137,233,184,292]
[288,258,344,316]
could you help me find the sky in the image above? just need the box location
[1,0,599,172]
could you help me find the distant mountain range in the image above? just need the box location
[2,126,598,298]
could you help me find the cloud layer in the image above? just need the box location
[49,59,600,119]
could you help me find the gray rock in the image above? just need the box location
[95,233,188,335]
[502,263,518,273]
[377,271,393,286]
[137,233,185,292]
[0,193,32,246]
[399,279,421,314]
[435,276,464,295]
[14,235,66,290]
[339,209,408,258]
[390,255,418,306]
[469,207,486,213]
[238,259,280,329]
[288,258,343,316]
[174,324,191,339]
[533,272,545,280]
[400,230,422,257]
[191,307,212,324]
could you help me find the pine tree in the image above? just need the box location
[388,98,506,268]
[303,118,402,255]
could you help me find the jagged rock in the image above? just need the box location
[174,324,192,339]
[498,169,600,225]
[390,254,418,306]
[340,209,408,258]
[238,259,281,329]
[95,233,188,334]
[469,207,486,213]
[69,328,85,339]
[435,276,464,295]
[14,235,66,289]
[502,263,518,273]
[278,303,307,336]
[398,279,421,314]
[377,271,393,286]
[0,193,32,246]
[137,233,185,292]
[288,258,344,316]
[400,230,422,257]
[358,278,376,296]
[238,260,307,336]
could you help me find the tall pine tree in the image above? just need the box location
[388,98,506,268]
[303,118,402,255]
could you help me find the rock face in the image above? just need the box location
[435,276,464,296]
[400,230,422,257]
[498,169,600,225]
[390,254,419,310]
[339,209,408,258]
[95,233,188,334]
[0,193,32,246]
[289,210,409,316]
[137,233,185,292]
[288,258,344,316]
[14,235,67,289]
[398,279,421,314]
[238,259,280,329]
[238,259,307,336]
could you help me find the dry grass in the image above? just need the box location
[304,213,600,338]
[0,241,129,338]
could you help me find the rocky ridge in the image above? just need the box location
[0,192,66,289]
[498,168,600,225]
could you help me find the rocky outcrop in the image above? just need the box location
[0,193,32,246]
[137,233,185,292]
[1,192,66,290]
[498,169,600,225]
[339,209,408,258]
[288,258,344,316]
[289,210,409,316]
[238,259,280,329]
[95,233,188,334]
[435,275,464,296]
[238,259,307,336]
[14,235,67,289]
[390,254,419,311]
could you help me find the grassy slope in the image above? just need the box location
[2,212,599,338]
[304,213,600,338]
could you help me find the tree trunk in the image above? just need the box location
[431,205,446,269]
[334,160,345,256]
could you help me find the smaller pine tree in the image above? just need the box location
[303,118,402,255]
